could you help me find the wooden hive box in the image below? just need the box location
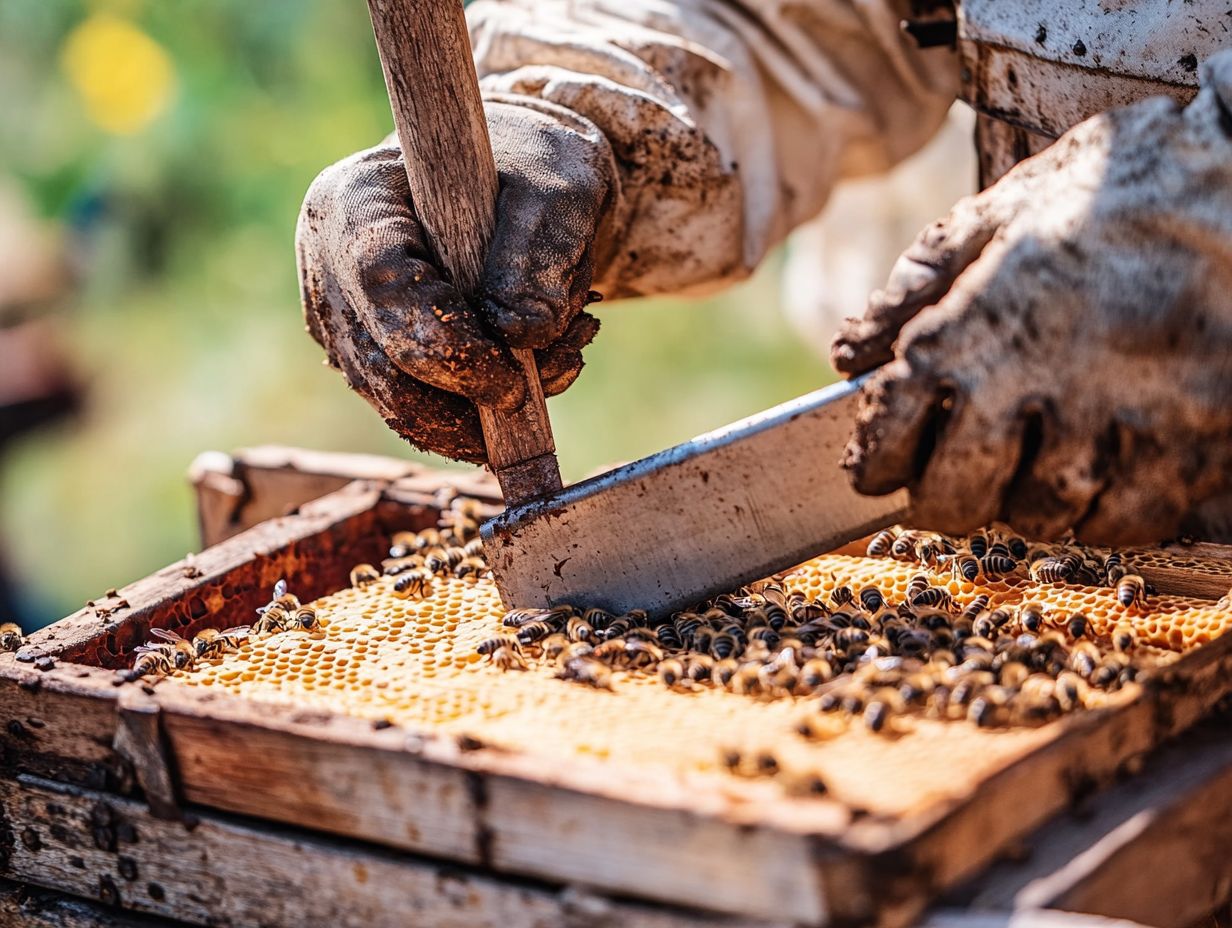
[3,448,1232,928]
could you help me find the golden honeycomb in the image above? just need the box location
[156,532,1232,814]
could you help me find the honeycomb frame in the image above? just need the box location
[4,466,1232,927]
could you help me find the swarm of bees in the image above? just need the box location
[349,495,490,601]
[119,495,493,685]
[483,525,1157,735]
[118,579,309,684]
[0,622,24,652]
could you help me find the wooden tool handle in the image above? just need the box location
[365,0,563,506]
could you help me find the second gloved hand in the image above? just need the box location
[296,97,616,462]
[831,52,1232,545]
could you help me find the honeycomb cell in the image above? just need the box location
[154,520,1232,809]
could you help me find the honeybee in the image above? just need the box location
[411,528,442,551]
[1029,556,1077,584]
[289,606,319,632]
[899,671,936,704]
[655,624,683,649]
[252,605,289,636]
[382,555,425,576]
[710,657,740,687]
[556,655,613,689]
[592,638,629,664]
[440,512,480,543]
[972,608,1010,640]
[349,564,380,588]
[748,627,780,650]
[1112,622,1136,653]
[980,554,1017,577]
[0,622,22,652]
[683,652,716,683]
[915,539,948,566]
[758,660,799,697]
[535,633,570,662]
[561,641,595,663]
[392,570,433,599]
[452,557,489,580]
[967,692,1005,728]
[863,689,902,733]
[709,630,741,660]
[829,586,854,608]
[149,629,196,670]
[891,531,925,561]
[192,626,249,659]
[1069,640,1100,677]
[625,638,663,669]
[949,554,981,583]
[911,587,953,611]
[582,607,617,632]
[477,636,520,658]
[564,616,596,643]
[1066,613,1089,640]
[122,644,175,682]
[425,547,466,574]
[624,609,650,628]
[1103,552,1127,585]
[858,587,885,613]
[967,532,988,558]
[867,530,896,558]
[658,658,687,687]
[503,607,552,628]
[1017,604,1044,634]
[959,595,990,622]
[387,531,420,558]
[491,645,528,671]
[463,537,485,559]
[1090,656,1127,688]
[1054,671,1089,711]
[516,620,557,645]
[266,579,300,614]
[907,573,930,600]
[1116,574,1147,610]
[1006,536,1029,560]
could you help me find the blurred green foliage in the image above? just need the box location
[0,0,830,624]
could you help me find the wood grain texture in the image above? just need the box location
[0,776,791,928]
[0,880,174,927]
[17,482,387,670]
[920,911,1158,928]
[5,469,1232,926]
[189,447,501,546]
[961,715,1232,928]
[364,0,560,503]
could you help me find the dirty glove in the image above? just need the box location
[831,51,1232,545]
[296,97,615,462]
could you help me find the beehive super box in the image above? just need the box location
[3,449,1232,928]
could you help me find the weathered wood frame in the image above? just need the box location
[4,457,1232,928]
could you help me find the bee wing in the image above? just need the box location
[223,625,251,638]
[149,628,184,644]
[133,643,167,655]
[273,579,288,599]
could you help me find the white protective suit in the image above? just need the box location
[470,0,959,300]
[299,0,1232,542]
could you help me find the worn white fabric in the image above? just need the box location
[469,0,959,299]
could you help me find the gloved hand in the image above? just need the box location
[831,51,1232,545]
[296,97,616,462]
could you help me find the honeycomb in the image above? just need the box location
[145,517,1232,814]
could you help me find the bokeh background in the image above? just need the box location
[0,0,974,626]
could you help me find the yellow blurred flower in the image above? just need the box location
[60,13,176,135]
